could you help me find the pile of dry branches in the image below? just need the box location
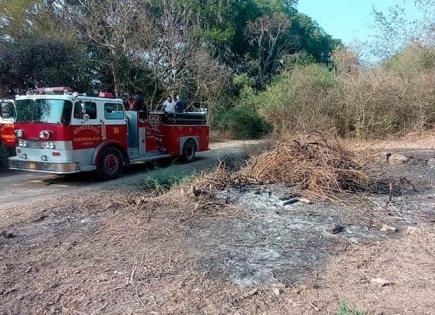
[241,137,370,199]
[195,136,371,202]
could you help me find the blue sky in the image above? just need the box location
[297,0,421,44]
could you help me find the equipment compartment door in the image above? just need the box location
[139,128,146,155]
[126,111,138,149]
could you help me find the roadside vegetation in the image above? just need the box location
[337,302,366,315]
[142,169,198,193]
[245,45,435,139]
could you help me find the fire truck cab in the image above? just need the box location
[8,89,209,179]
[0,99,16,148]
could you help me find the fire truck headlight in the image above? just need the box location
[18,140,28,147]
[20,153,27,159]
[39,130,52,140]
[14,129,24,138]
[45,142,56,149]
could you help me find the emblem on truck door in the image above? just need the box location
[72,125,102,149]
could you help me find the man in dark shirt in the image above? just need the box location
[174,95,187,113]
[131,91,146,111]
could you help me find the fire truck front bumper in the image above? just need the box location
[8,157,81,174]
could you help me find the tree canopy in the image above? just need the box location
[0,0,340,106]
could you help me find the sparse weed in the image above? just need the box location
[337,302,366,315]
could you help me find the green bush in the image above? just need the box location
[255,63,338,134]
[214,105,270,139]
[142,171,197,191]
[211,74,270,139]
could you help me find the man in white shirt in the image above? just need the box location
[162,95,176,113]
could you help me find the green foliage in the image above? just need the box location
[337,302,366,315]
[255,62,337,132]
[283,51,316,68]
[0,0,341,142]
[200,27,235,45]
[286,10,342,64]
[384,44,435,73]
[254,0,295,13]
[213,104,270,139]
[211,71,271,139]
[0,36,95,93]
[0,0,40,19]
[142,170,197,191]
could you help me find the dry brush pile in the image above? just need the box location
[242,138,370,200]
[193,136,372,202]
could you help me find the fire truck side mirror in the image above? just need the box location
[1,103,12,119]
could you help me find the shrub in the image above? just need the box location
[214,105,270,139]
[211,76,270,139]
[256,63,338,134]
[142,170,197,192]
[216,46,435,140]
[237,47,435,139]
[335,46,435,138]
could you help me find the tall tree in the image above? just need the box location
[247,13,292,87]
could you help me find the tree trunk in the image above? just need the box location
[111,62,120,97]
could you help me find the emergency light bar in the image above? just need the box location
[98,92,115,98]
[35,87,74,94]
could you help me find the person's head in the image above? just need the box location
[167,95,172,101]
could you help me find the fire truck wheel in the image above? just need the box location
[181,139,196,163]
[97,147,124,180]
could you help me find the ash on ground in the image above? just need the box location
[188,184,389,288]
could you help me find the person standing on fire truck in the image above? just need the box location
[162,95,176,113]
[131,91,146,111]
[175,95,187,113]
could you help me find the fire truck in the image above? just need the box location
[0,99,16,148]
[8,88,209,179]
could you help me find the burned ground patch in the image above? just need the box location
[187,185,387,288]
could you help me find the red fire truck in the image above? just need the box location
[0,99,16,148]
[8,88,209,179]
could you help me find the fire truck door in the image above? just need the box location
[139,128,146,155]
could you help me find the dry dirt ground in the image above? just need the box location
[0,136,435,314]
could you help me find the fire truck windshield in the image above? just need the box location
[15,99,73,124]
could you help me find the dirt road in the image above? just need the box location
[0,140,251,209]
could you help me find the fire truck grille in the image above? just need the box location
[26,141,45,149]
